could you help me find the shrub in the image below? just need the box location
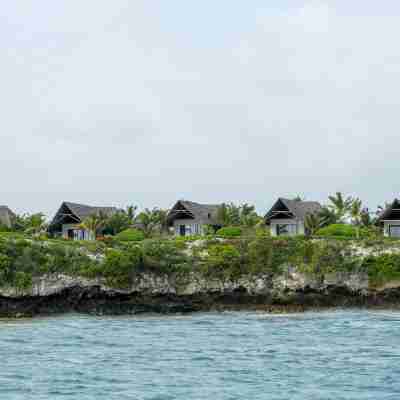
[101,246,142,288]
[0,224,11,233]
[216,227,242,238]
[115,228,145,242]
[142,240,188,273]
[361,254,400,286]
[248,235,276,273]
[202,244,241,278]
[316,224,357,238]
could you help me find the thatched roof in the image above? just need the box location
[376,199,400,224]
[167,200,221,226]
[49,202,117,231]
[0,206,16,228]
[265,198,322,223]
[63,202,117,221]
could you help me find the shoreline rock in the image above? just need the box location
[0,270,400,318]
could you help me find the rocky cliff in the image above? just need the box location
[1,268,400,317]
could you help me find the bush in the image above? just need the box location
[216,227,242,238]
[248,236,274,273]
[202,244,242,278]
[115,229,145,242]
[0,224,11,233]
[101,246,142,288]
[142,240,188,273]
[316,224,357,238]
[361,254,400,286]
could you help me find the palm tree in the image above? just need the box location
[239,203,261,227]
[24,213,48,236]
[126,205,138,225]
[328,192,353,223]
[304,213,326,236]
[319,206,338,226]
[157,209,169,234]
[136,208,165,238]
[217,203,237,226]
[79,212,107,240]
[350,198,363,238]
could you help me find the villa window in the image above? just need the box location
[277,224,297,236]
[389,225,400,238]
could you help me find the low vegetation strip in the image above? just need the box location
[1,233,400,292]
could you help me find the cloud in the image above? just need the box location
[0,1,399,216]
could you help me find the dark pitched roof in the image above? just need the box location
[49,202,117,230]
[377,199,400,224]
[167,200,221,225]
[265,198,322,223]
[63,202,117,221]
[0,206,16,227]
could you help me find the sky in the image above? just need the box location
[1,0,400,218]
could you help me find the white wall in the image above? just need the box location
[270,218,305,236]
[61,224,93,240]
[173,218,204,236]
[383,221,400,237]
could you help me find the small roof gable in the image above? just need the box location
[265,198,322,223]
[49,201,117,231]
[377,199,400,224]
[167,200,221,225]
[63,202,117,221]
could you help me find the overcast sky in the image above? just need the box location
[1,1,400,217]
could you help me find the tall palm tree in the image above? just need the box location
[350,198,363,238]
[126,205,138,225]
[304,213,326,236]
[79,213,107,240]
[319,206,338,226]
[328,192,353,223]
[136,208,165,238]
[24,213,48,236]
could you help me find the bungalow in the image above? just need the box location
[167,200,222,236]
[48,202,117,240]
[0,206,16,228]
[265,198,322,236]
[377,199,400,237]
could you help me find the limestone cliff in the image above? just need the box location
[1,267,399,317]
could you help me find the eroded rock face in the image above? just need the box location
[0,268,399,317]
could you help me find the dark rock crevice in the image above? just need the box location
[1,285,400,318]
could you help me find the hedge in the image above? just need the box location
[115,228,145,242]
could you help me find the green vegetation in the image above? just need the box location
[135,208,168,238]
[316,224,358,238]
[0,191,398,292]
[217,203,262,227]
[202,243,241,278]
[103,206,137,235]
[2,234,400,291]
[115,228,145,242]
[362,254,400,287]
[216,226,242,238]
[101,246,142,287]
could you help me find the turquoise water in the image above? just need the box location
[1,310,400,399]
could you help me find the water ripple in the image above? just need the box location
[1,310,400,399]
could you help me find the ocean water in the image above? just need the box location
[1,310,400,400]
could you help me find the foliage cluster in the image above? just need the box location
[115,229,145,242]
[304,192,375,238]
[3,234,400,291]
[216,226,242,238]
[361,254,400,287]
[217,203,261,228]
